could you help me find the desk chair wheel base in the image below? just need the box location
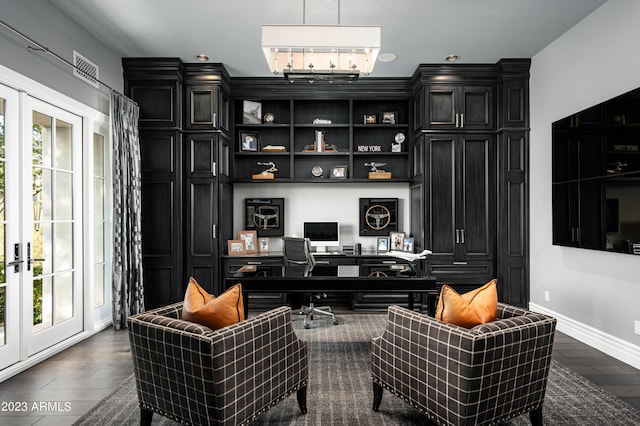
[300,303,338,329]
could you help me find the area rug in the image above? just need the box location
[75,314,640,425]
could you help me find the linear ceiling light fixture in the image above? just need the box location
[261,0,381,82]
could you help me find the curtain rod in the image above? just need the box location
[0,19,133,102]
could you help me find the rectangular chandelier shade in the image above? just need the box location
[261,25,381,76]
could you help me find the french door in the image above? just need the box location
[0,84,83,370]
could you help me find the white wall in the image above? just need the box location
[530,0,640,363]
[233,183,411,252]
[0,0,123,114]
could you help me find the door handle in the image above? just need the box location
[455,114,459,128]
[8,243,22,272]
[459,114,464,128]
[460,229,465,244]
[27,242,46,270]
[7,260,24,273]
[455,229,460,243]
[212,112,217,128]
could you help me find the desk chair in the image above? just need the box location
[282,236,338,329]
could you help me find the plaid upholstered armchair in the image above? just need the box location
[371,303,557,426]
[128,303,308,426]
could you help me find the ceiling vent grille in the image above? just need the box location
[73,50,99,88]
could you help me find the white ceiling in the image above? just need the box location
[50,0,607,77]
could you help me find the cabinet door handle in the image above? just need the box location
[571,228,575,242]
[455,229,460,243]
[459,114,464,128]
[576,228,580,242]
[212,112,217,128]
[315,260,330,265]
[212,224,216,239]
[247,261,262,265]
[455,113,459,128]
[460,229,465,244]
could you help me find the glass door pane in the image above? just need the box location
[25,97,82,355]
[0,84,20,370]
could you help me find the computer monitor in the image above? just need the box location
[303,221,339,252]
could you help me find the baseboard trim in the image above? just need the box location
[530,303,640,370]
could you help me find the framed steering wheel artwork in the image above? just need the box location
[359,198,398,236]
[244,198,285,237]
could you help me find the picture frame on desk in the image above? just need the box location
[228,240,246,256]
[258,237,270,254]
[389,231,405,251]
[403,237,414,253]
[238,230,258,254]
[377,237,390,253]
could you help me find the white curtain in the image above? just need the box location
[111,90,144,329]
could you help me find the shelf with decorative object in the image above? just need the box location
[231,88,412,183]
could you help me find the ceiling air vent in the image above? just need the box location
[73,50,99,88]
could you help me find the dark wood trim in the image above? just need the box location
[230,77,412,99]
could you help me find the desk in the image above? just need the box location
[225,263,437,317]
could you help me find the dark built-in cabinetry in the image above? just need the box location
[411,61,530,305]
[123,58,531,310]
[552,89,640,253]
[123,59,233,309]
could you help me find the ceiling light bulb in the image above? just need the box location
[194,54,209,61]
[445,54,459,62]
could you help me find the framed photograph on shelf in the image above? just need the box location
[331,165,348,179]
[381,111,397,124]
[258,237,270,254]
[403,237,414,253]
[238,230,258,254]
[244,198,285,237]
[376,236,390,253]
[364,114,378,124]
[240,131,259,152]
[389,231,405,251]
[242,100,262,124]
[227,240,246,256]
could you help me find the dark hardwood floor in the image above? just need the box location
[1,314,639,425]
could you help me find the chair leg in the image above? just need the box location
[140,407,153,426]
[529,406,543,426]
[372,382,384,411]
[297,385,308,414]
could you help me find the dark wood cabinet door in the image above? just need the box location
[186,85,229,130]
[184,134,233,295]
[128,81,181,128]
[460,86,493,129]
[185,178,218,294]
[459,134,495,259]
[187,133,217,177]
[424,85,493,130]
[139,130,183,308]
[427,136,456,257]
[427,86,457,128]
[427,134,494,262]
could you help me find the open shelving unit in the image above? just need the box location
[233,98,411,183]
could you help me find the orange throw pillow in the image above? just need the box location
[182,277,245,330]
[435,279,498,328]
